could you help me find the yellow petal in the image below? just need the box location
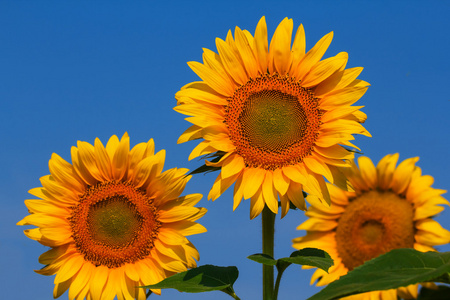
[282,165,307,184]
[303,156,333,183]
[112,134,130,181]
[321,106,365,124]
[320,119,371,137]
[188,141,216,161]
[174,101,224,119]
[164,220,207,236]
[303,172,331,206]
[315,131,355,148]
[221,154,245,179]
[159,193,203,211]
[202,47,230,78]
[54,254,84,284]
[397,284,419,300]
[71,146,97,186]
[38,244,70,264]
[273,168,290,196]
[159,206,206,223]
[314,145,354,160]
[152,250,187,273]
[157,227,189,245]
[177,125,203,144]
[297,218,337,231]
[289,23,305,73]
[187,61,235,96]
[253,16,269,73]
[268,17,293,75]
[234,27,258,78]
[24,199,69,215]
[262,171,278,214]
[301,52,348,87]
[390,157,419,195]
[242,168,266,199]
[415,219,450,245]
[233,175,244,211]
[131,150,165,189]
[105,135,120,161]
[279,193,290,218]
[176,81,228,105]
[102,267,121,300]
[48,153,84,193]
[77,141,104,182]
[315,66,364,96]
[54,278,73,299]
[68,262,93,300]
[286,181,306,210]
[215,38,248,85]
[293,31,333,80]
[320,86,368,107]
[94,138,112,180]
[89,265,109,300]
[358,156,377,189]
[250,189,265,219]
[208,171,240,201]
[377,153,399,190]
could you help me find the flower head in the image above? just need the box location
[293,154,450,299]
[17,133,206,300]
[175,16,370,219]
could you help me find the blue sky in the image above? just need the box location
[1,1,449,299]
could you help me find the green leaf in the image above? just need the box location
[307,249,450,300]
[248,248,333,272]
[418,285,450,300]
[247,253,278,266]
[143,265,239,293]
[279,248,333,272]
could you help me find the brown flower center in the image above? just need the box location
[224,74,322,170]
[335,190,415,271]
[69,181,160,268]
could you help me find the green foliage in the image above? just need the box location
[248,248,334,273]
[248,253,278,266]
[307,249,450,300]
[142,265,240,299]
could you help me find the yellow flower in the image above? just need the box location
[175,16,370,219]
[17,133,207,300]
[293,154,450,300]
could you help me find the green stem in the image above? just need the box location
[262,206,275,300]
[272,265,288,300]
[222,288,242,300]
[146,289,152,298]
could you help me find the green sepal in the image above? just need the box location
[188,152,225,175]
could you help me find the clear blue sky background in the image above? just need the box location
[1,1,449,299]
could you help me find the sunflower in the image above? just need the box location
[174,16,370,219]
[17,133,207,300]
[292,154,450,299]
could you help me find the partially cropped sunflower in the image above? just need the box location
[17,133,207,300]
[293,154,450,300]
[175,16,370,219]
